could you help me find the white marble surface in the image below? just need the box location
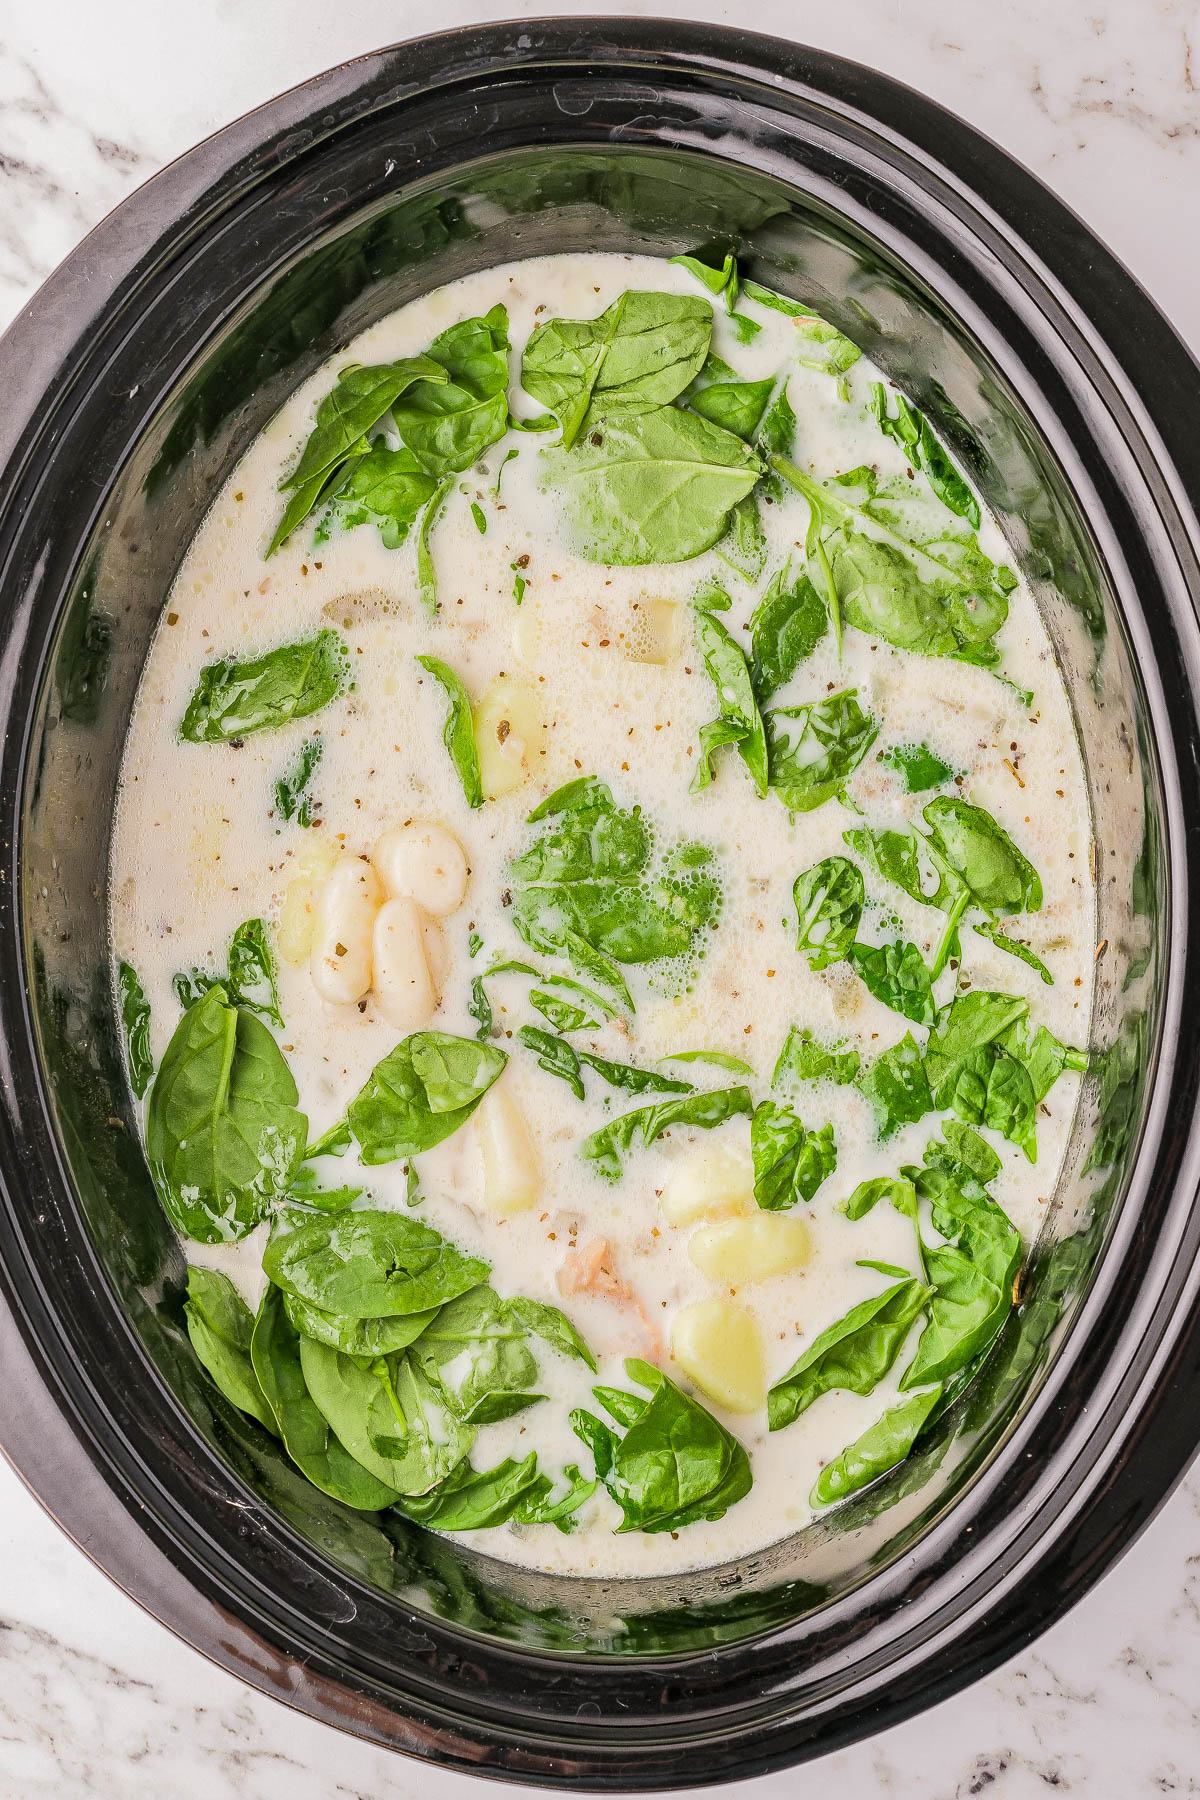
[1,0,1198,1792]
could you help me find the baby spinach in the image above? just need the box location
[179,631,348,743]
[772,1026,860,1089]
[320,445,439,549]
[846,939,935,1027]
[881,743,955,793]
[250,1287,401,1509]
[522,290,712,448]
[529,989,597,1032]
[542,406,762,565]
[367,1355,478,1493]
[173,918,283,1028]
[468,973,493,1039]
[924,798,1042,919]
[282,1289,438,1360]
[843,825,955,913]
[414,1285,542,1425]
[345,1030,508,1164]
[510,778,720,1007]
[765,690,876,814]
[811,1383,942,1507]
[669,252,760,343]
[870,382,980,528]
[117,959,153,1098]
[400,1453,595,1531]
[577,1051,693,1096]
[768,1275,930,1431]
[751,1103,836,1209]
[571,1357,752,1532]
[741,279,863,388]
[661,1049,754,1074]
[146,986,306,1244]
[773,456,1012,663]
[582,1086,753,1182]
[841,1174,918,1223]
[416,476,452,615]
[857,1033,933,1139]
[184,1267,278,1433]
[691,610,768,796]
[716,492,768,582]
[274,736,323,826]
[263,1207,489,1319]
[749,561,827,702]
[390,305,511,475]
[975,922,1053,984]
[923,991,1039,1156]
[792,856,864,969]
[505,1295,598,1371]
[688,376,774,441]
[415,654,483,809]
[518,1024,584,1100]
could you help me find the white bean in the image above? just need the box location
[309,856,382,1005]
[371,897,437,1032]
[476,1076,539,1214]
[422,915,449,990]
[372,822,468,916]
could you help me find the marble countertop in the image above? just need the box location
[1,1,1198,1793]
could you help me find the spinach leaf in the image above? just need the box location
[841,1174,918,1222]
[282,1289,438,1359]
[572,1357,752,1532]
[511,780,720,1006]
[414,1285,542,1424]
[117,959,153,1098]
[179,631,348,743]
[274,736,323,826]
[843,825,960,914]
[923,798,1042,919]
[172,918,283,1027]
[400,1453,595,1531]
[250,1287,400,1508]
[811,1383,942,1506]
[184,1267,278,1433]
[416,477,452,615]
[146,987,305,1243]
[367,1355,477,1493]
[669,252,760,342]
[975,922,1053,984]
[792,856,864,969]
[522,290,712,448]
[751,1104,836,1209]
[857,1033,933,1139]
[297,1336,457,1491]
[846,939,935,1027]
[715,492,768,581]
[582,1086,753,1182]
[542,407,762,565]
[923,991,1042,1156]
[263,1206,488,1318]
[741,280,863,386]
[871,382,980,528]
[749,561,827,702]
[1002,1017,1088,1101]
[528,989,597,1032]
[773,456,1011,663]
[765,690,876,814]
[518,1024,584,1101]
[938,1120,1003,1181]
[390,305,510,475]
[577,1051,694,1096]
[415,654,483,809]
[320,444,439,549]
[772,1026,860,1089]
[923,992,1029,1097]
[768,1276,930,1431]
[468,973,493,1039]
[661,1049,754,1074]
[688,376,775,441]
[346,1030,507,1164]
[691,610,768,796]
[881,743,955,792]
[506,1295,598,1371]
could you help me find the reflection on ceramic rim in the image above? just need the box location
[0,19,1199,1787]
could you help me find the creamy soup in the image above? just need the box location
[110,253,1094,1578]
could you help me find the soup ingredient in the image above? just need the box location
[417,478,452,613]
[345,1031,508,1164]
[173,917,284,1027]
[582,1086,753,1182]
[371,897,438,1031]
[517,1024,584,1100]
[475,1077,541,1214]
[183,1267,277,1433]
[660,1139,753,1225]
[687,1211,812,1284]
[416,655,484,809]
[767,1274,930,1431]
[792,857,864,970]
[263,1206,488,1319]
[765,690,877,814]
[472,677,540,799]
[571,1357,752,1531]
[669,253,760,344]
[810,1384,942,1507]
[671,1298,766,1413]
[750,1104,837,1209]
[146,986,306,1243]
[772,1027,860,1089]
[846,939,936,1027]
[880,742,955,793]
[117,959,153,1098]
[309,855,384,1006]
[399,1454,594,1531]
[857,1034,934,1138]
[372,822,468,917]
[748,561,827,701]
[576,1051,693,1096]
[390,305,511,476]
[179,631,348,743]
[870,383,980,528]
[691,609,768,795]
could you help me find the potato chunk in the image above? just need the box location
[473,677,540,799]
[476,1077,539,1214]
[661,1141,753,1226]
[278,840,338,965]
[671,1298,765,1413]
[689,1213,812,1286]
[622,598,680,665]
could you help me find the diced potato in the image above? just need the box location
[278,839,338,965]
[622,597,680,665]
[373,821,468,915]
[371,897,437,1031]
[661,1141,754,1226]
[473,677,541,799]
[309,855,383,1005]
[689,1213,812,1286]
[671,1298,766,1413]
[476,1077,539,1214]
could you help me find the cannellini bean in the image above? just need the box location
[622,597,680,665]
[278,840,338,965]
[688,1212,812,1286]
[372,822,468,916]
[473,677,540,799]
[422,915,449,990]
[671,1298,766,1413]
[661,1140,754,1226]
[309,855,383,1004]
[476,1077,539,1214]
[371,897,437,1031]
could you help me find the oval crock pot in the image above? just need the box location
[0,17,1198,1787]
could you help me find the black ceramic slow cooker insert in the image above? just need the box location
[0,20,1198,1787]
